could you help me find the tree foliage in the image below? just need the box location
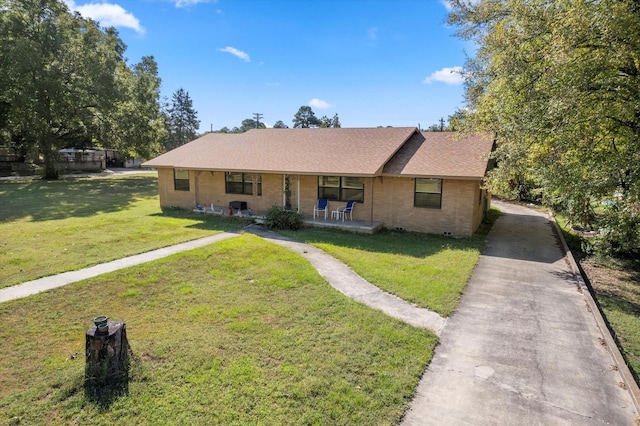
[319,113,341,128]
[292,106,321,128]
[107,56,167,160]
[272,120,288,129]
[449,0,640,256]
[239,118,266,132]
[164,88,199,151]
[0,0,165,178]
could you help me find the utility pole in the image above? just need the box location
[439,117,445,132]
[253,113,263,128]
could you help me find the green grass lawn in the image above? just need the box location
[0,234,436,425]
[282,210,498,317]
[0,174,498,423]
[0,174,249,288]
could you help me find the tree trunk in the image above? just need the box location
[41,137,59,180]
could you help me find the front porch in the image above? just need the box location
[303,217,384,234]
[193,205,384,234]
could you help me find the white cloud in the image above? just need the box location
[440,0,453,11]
[174,0,216,8]
[309,98,331,109]
[219,46,251,62]
[65,1,144,34]
[423,66,465,85]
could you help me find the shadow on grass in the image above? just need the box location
[155,207,254,232]
[84,377,129,410]
[84,342,134,410]
[0,175,158,222]
[281,207,500,259]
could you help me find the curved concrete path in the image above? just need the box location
[0,225,445,335]
[244,225,446,335]
[401,200,638,425]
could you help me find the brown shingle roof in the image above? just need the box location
[142,127,418,176]
[142,128,494,179]
[383,132,494,179]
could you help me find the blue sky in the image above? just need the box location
[64,0,468,132]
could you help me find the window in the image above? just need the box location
[225,172,261,195]
[318,176,364,202]
[415,178,442,208]
[174,169,190,191]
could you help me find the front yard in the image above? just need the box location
[0,235,436,425]
[0,173,490,424]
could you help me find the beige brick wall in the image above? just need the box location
[371,176,483,237]
[157,167,196,208]
[155,168,487,236]
[192,171,280,214]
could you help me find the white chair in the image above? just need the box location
[337,200,356,221]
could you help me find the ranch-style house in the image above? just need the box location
[142,127,494,237]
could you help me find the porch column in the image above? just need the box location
[368,177,375,225]
[297,175,301,213]
[282,175,286,208]
[194,170,200,204]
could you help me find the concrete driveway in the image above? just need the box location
[402,200,638,425]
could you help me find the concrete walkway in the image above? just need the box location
[244,225,446,335]
[0,225,445,335]
[0,233,238,303]
[401,201,638,425]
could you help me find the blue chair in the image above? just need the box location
[313,198,329,219]
[338,200,356,221]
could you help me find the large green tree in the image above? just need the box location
[449,0,640,255]
[1,0,125,178]
[0,0,165,177]
[164,87,199,151]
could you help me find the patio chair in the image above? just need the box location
[337,200,356,221]
[313,198,329,219]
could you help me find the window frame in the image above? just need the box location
[225,172,261,196]
[414,178,442,209]
[318,176,364,202]
[173,169,190,191]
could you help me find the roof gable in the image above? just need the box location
[382,132,494,180]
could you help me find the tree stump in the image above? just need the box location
[85,320,129,396]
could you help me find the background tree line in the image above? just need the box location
[213,106,341,133]
[448,0,640,258]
